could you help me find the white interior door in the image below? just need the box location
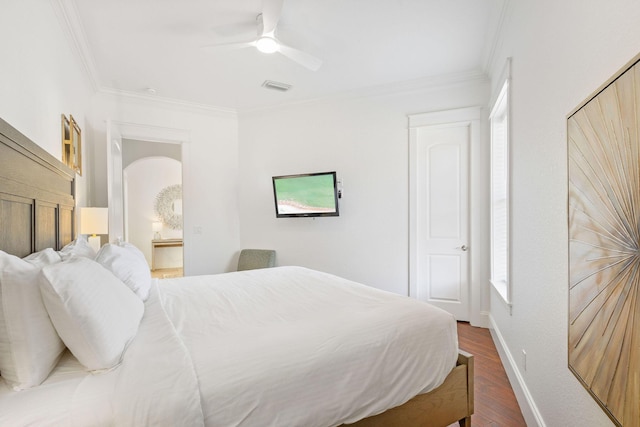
[410,123,470,320]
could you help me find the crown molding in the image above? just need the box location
[355,69,489,99]
[101,71,486,118]
[98,88,238,118]
[50,0,100,92]
[241,69,489,115]
[482,0,511,75]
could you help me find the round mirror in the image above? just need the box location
[154,184,183,230]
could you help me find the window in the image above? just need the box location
[490,76,510,304]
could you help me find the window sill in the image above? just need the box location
[490,279,512,313]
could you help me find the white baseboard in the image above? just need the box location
[471,310,491,328]
[488,314,546,427]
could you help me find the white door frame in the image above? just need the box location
[409,107,488,327]
[106,120,189,243]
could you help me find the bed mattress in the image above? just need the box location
[0,266,458,427]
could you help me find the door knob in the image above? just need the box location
[459,245,468,251]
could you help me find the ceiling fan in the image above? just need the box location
[202,0,322,71]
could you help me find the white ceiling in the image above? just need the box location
[65,0,505,112]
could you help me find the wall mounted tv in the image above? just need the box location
[272,171,340,218]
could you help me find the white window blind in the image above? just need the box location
[490,79,510,303]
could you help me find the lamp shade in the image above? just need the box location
[79,207,109,235]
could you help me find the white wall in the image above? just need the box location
[488,1,640,426]
[239,79,489,296]
[0,0,94,208]
[124,157,183,268]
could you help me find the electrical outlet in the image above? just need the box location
[193,226,203,235]
[522,349,527,371]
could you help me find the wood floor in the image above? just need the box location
[451,322,527,427]
[150,267,183,279]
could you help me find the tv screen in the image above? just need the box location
[272,171,339,218]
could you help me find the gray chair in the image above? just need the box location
[237,249,276,271]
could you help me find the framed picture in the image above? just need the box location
[61,114,82,175]
[567,53,640,427]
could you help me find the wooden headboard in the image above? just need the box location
[0,118,75,257]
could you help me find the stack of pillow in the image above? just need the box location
[0,239,151,390]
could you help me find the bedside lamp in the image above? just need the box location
[152,221,162,240]
[79,207,108,253]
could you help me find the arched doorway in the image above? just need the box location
[124,155,183,277]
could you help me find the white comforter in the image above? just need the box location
[0,266,458,427]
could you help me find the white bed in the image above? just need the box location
[0,265,458,427]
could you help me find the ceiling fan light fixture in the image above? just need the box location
[256,36,279,54]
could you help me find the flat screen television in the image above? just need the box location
[272,171,340,218]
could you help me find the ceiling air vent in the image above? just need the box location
[262,80,292,92]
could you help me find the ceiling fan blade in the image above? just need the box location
[261,0,284,34]
[201,41,256,53]
[278,43,323,71]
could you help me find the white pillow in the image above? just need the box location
[0,250,65,390]
[58,237,96,261]
[39,257,144,371]
[95,243,151,301]
[23,247,62,267]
